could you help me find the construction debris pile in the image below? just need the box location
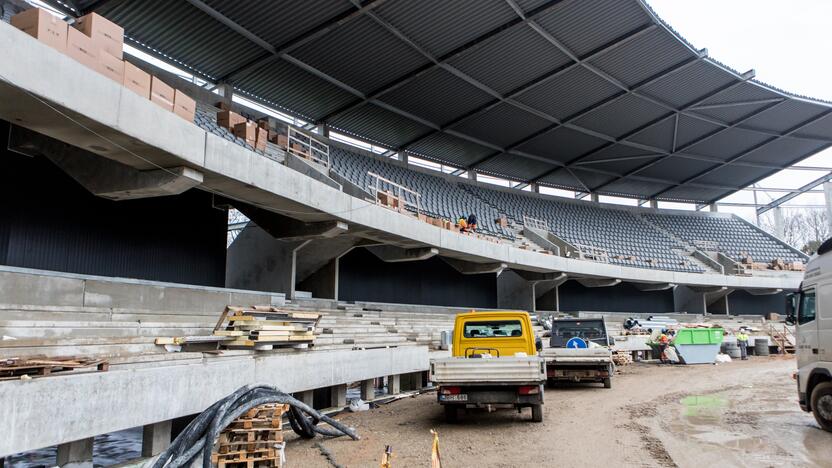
[215,306,321,350]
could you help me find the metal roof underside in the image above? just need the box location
[54,0,832,203]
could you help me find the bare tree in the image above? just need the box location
[804,210,829,245]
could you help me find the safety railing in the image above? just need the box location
[573,243,610,263]
[522,215,549,232]
[367,171,422,215]
[286,126,330,169]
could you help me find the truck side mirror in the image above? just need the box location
[785,293,796,326]
[535,336,543,352]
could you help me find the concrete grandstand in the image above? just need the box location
[0,0,828,463]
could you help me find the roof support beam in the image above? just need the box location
[212,0,391,83]
[650,109,832,200]
[756,171,832,216]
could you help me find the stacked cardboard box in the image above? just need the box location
[11,8,196,123]
[216,111,269,151]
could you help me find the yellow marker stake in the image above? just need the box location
[430,429,441,468]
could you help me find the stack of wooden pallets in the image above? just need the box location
[0,356,108,381]
[214,306,321,350]
[212,403,288,467]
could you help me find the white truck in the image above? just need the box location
[789,238,832,432]
[541,318,614,388]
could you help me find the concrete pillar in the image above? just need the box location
[531,183,540,193]
[649,199,658,209]
[57,438,93,468]
[225,225,306,297]
[387,374,401,395]
[824,182,832,234]
[398,151,408,164]
[709,203,719,213]
[468,170,477,181]
[590,193,599,203]
[141,420,171,457]
[315,123,329,138]
[400,372,422,391]
[329,384,347,408]
[360,379,375,401]
[773,207,785,239]
[295,390,314,408]
[496,269,534,312]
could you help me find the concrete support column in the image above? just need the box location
[315,123,329,138]
[329,384,347,408]
[387,374,401,394]
[57,438,93,468]
[361,379,375,401]
[649,199,658,209]
[709,203,719,213]
[590,193,600,203]
[397,151,408,164]
[141,420,171,457]
[824,182,832,234]
[773,207,785,239]
[295,390,314,408]
[531,182,540,193]
[400,372,422,391]
[468,170,477,181]
[496,269,534,312]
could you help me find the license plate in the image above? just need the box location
[441,394,468,402]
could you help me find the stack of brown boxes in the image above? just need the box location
[216,109,269,151]
[11,7,196,123]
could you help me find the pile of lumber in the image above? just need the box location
[214,306,321,350]
[212,403,287,467]
[0,356,108,381]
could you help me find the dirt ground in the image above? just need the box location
[283,356,832,468]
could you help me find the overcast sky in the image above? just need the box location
[648,0,832,220]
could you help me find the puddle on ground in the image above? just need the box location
[664,387,832,467]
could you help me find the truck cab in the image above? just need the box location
[790,238,832,432]
[430,311,545,422]
[542,318,614,388]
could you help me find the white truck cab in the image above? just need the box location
[790,238,832,432]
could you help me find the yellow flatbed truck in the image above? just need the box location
[429,311,546,422]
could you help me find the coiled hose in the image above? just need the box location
[150,384,359,468]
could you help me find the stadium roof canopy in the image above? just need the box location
[49,0,832,203]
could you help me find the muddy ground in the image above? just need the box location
[284,356,832,467]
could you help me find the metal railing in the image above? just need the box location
[523,215,549,232]
[367,171,422,215]
[286,126,330,169]
[573,243,610,263]
[693,239,719,252]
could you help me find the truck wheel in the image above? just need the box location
[444,405,461,423]
[530,404,543,422]
[603,377,612,389]
[811,382,832,432]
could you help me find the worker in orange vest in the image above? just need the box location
[658,332,670,364]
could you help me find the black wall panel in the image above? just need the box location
[0,147,227,286]
[559,280,674,314]
[338,248,497,308]
[728,290,786,316]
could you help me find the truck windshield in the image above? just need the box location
[798,290,816,325]
[463,320,523,338]
[550,321,607,346]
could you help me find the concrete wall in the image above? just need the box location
[338,248,497,308]
[559,280,675,314]
[0,144,227,287]
[0,346,428,457]
[728,290,787,316]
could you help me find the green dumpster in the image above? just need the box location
[672,328,723,364]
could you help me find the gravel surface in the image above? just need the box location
[283,356,832,467]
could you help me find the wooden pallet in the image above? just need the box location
[0,356,109,381]
[213,403,287,467]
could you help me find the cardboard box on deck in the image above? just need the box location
[73,12,123,59]
[233,121,257,146]
[255,127,268,151]
[173,89,196,122]
[215,101,232,111]
[270,134,289,148]
[123,61,151,98]
[97,52,124,83]
[11,8,68,52]
[218,110,245,129]
[66,26,98,70]
[150,76,174,111]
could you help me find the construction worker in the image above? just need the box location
[658,331,670,364]
[457,216,467,233]
[737,328,749,360]
[466,213,478,232]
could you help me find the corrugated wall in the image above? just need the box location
[0,132,228,286]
